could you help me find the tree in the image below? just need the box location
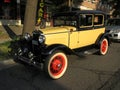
[110,0,120,17]
[22,0,38,35]
[48,0,67,13]
[101,0,120,17]
[48,0,83,13]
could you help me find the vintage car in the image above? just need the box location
[13,10,110,79]
[106,18,120,42]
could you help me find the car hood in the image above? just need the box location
[106,26,120,31]
[40,26,76,35]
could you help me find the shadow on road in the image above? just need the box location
[0,61,120,90]
[3,25,17,39]
[0,63,69,90]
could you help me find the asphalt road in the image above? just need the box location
[0,42,120,90]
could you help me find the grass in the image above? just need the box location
[0,41,11,60]
[0,31,3,35]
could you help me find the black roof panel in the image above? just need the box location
[53,10,106,17]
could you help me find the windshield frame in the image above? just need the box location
[53,15,78,27]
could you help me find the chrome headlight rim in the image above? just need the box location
[38,34,45,43]
[23,33,31,40]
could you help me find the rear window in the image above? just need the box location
[94,14,104,26]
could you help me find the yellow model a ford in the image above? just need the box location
[12,10,110,79]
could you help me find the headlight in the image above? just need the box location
[24,33,31,40]
[38,34,45,43]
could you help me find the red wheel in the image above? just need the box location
[45,51,68,79]
[99,38,108,55]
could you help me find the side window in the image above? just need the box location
[80,14,93,28]
[94,14,104,26]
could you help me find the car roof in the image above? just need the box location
[108,18,120,20]
[53,10,106,17]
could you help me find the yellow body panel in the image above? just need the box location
[45,32,69,46]
[41,26,76,34]
[41,26,105,49]
[78,28,105,47]
[69,27,105,49]
[41,26,76,46]
[69,31,79,49]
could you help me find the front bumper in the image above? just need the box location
[13,38,46,67]
[17,55,44,69]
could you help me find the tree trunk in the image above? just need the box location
[22,0,38,35]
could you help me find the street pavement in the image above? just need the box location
[0,43,120,90]
[0,25,120,90]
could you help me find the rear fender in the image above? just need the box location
[95,33,111,47]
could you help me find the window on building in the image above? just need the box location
[0,0,17,20]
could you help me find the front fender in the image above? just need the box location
[43,44,73,55]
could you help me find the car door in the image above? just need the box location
[78,14,95,47]
[69,30,79,49]
[78,14,105,48]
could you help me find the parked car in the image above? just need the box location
[106,18,120,42]
[12,10,110,79]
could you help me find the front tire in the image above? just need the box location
[44,51,68,79]
[99,38,108,55]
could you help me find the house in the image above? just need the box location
[77,0,111,13]
[0,0,21,25]
[0,0,112,26]
[0,0,50,26]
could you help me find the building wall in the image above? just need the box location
[80,0,99,10]
[78,0,111,14]
[0,0,21,25]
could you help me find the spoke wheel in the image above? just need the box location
[99,38,108,55]
[45,51,68,79]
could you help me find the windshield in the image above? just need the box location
[53,15,77,27]
[107,19,120,26]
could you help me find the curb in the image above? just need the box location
[0,59,15,70]
[0,59,14,64]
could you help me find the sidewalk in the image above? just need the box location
[0,59,15,70]
[0,25,23,43]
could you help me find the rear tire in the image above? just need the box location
[44,51,68,79]
[99,38,108,55]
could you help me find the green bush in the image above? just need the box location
[0,41,11,60]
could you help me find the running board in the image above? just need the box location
[74,48,99,57]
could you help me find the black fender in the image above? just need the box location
[95,32,111,48]
[43,44,73,56]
